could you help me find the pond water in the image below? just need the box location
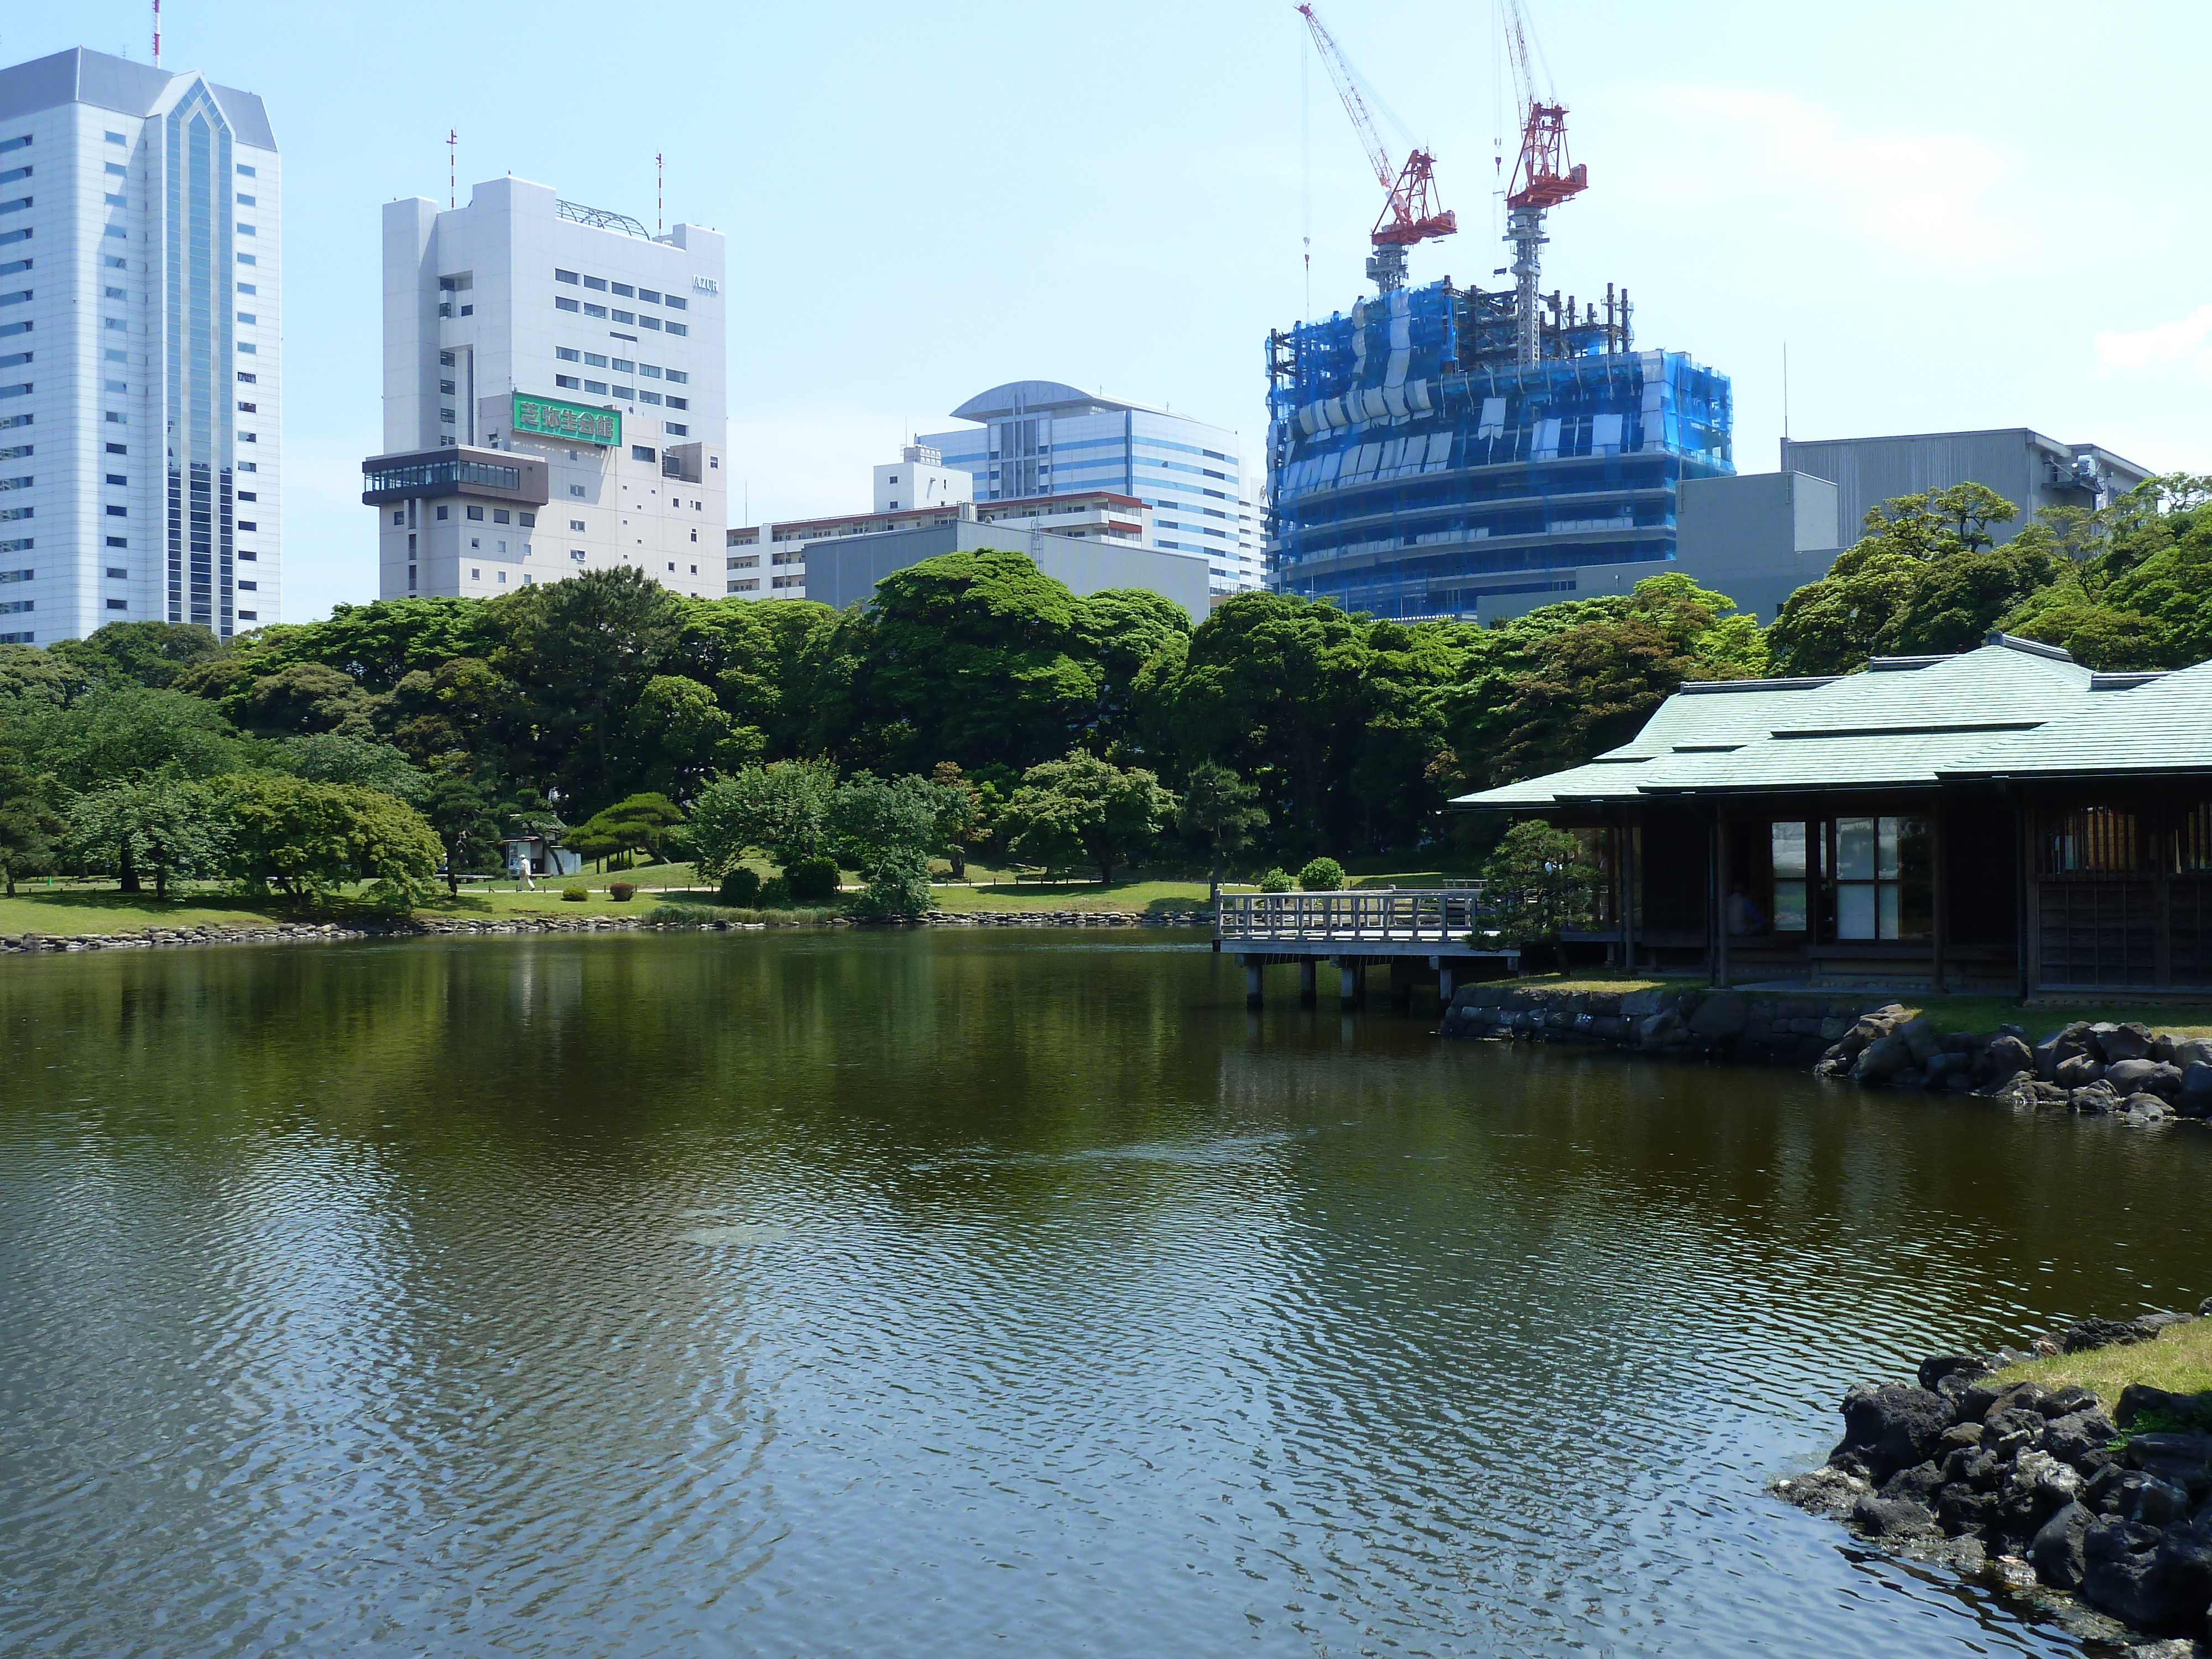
[2,931,2206,1657]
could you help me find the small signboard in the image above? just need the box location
[510,393,620,447]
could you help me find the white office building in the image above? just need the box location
[367,176,725,601]
[0,47,280,643]
[917,382,1265,598]
[873,444,970,513]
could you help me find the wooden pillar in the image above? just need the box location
[1337,956,1362,1008]
[1244,957,1264,1009]
[1437,959,1458,1006]
[1931,801,1948,994]
[2017,791,2039,999]
[1623,818,1638,974]
[1298,959,1317,1005]
[1713,811,1731,988]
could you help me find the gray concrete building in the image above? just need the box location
[1674,471,1843,621]
[792,518,1211,620]
[1778,429,2150,549]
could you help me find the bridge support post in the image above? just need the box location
[1335,956,1362,1008]
[1243,956,1264,1009]
[1298,959,1317,1005]
[1389,958,1416,1010]
[1436,959,1458,1006]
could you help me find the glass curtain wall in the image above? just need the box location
[163,84,235,636]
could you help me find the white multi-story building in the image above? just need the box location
[873,444,971,513]
[917,381,1265,599]
[367,176,724,601]
[0,47,280,643]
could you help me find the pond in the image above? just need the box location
[2,931,2205,1657]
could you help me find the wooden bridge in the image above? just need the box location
[1214,890,1518,1008]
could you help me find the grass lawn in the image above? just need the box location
[0,886,302,934]
[1994,1319,2212,1417]
[929,877,1213,914]
[1491,969,2212,1038]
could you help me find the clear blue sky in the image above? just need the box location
[16,1,2210,623]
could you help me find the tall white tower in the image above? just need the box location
[0,47,281,642]
[367,177,725,601]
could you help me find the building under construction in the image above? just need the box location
[1268,3,1734,620]
[1265,278,1733,619]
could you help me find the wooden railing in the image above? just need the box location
[1215,888,1492,946]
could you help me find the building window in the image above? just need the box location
[555,374,580,390]
[236,163,254,176]
[239,580,257,591]
[631,445,656,462]
[471,568,481,580]
[1833,816,1931,942]
[569,485,585,498]
[555,296,580,313]
[665,322,688,337]
[612,310,634,325]
[571,550,586,562]
[583,352,607,367]
[556,348,580,363]
[105,598,128,611]
[583,380,606,394]
[728,578,759,592]
[582,276,607,291]
[435,504,448,519]
[664,422,687,436]
[106,565,126,577]
[392,510,404,525]
[555,269,578,284]
[582,303,607,319]
[466,506,483,520]
[665,397,687,411]
[105,539,126,551]
[440,351,455,367]
[440,378,456,394]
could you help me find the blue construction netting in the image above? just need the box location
[1265,279,1733,619]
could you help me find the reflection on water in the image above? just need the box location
[1,932,2205,1657]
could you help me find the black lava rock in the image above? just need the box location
[1833,1383,1954,1483]
[2029,1500,2094,1592]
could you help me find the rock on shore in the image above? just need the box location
[1778,1300,2212,1642]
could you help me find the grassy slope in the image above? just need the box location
[1994,1319,2212,1416]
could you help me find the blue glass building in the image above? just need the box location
[1266,279,1731,619]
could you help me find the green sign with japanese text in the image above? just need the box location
[510,393,620,448]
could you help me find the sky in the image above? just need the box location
[12,1,2211,624]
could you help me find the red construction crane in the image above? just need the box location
[1297,3,1455,294]
[1499,0,1587,363]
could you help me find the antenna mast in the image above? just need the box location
[656,153,664,234]
[152,0,162,67]
[446,129,456,210]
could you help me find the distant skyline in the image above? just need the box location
[12,1,2209,624]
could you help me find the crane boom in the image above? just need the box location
[1296,3,1455,293]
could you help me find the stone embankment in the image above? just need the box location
[1776,1305,2212,1645]
[1442,985,2212,1129]
[0,907,1213,956]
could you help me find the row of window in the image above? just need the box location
[552,294,688,333]
[553,270,687,309]
[552,347,687,383]
[549,373,690,411]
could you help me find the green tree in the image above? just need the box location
[48,620,223,692]
[827,771,942,918]
[420,773,503,894]
[569,792,686,871]
[66,777,229,900]
[929,761,989,879]
[218,775,443,909]
[1001,750,1175,884]
[685,759,839,878]
[495,567,688,806]
[1447,573,1762,789]
[1176,761,1267,910]
[0,744,60,896]
[267,731,431,803]
[621,673,762,801]
[1478,821,1599,956]
[228,661,382,737]
[0,685,242,793]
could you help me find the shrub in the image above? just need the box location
[784,857,841,902]
[717,867,763,907]
[1298,857,1347,891]
[1258,867,1295,893]
[608,880,637,902]
[561,883,589,902]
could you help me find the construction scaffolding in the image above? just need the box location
[1265,277,1733,620]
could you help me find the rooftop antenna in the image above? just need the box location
[1782,341,1791,442]
[152,0,161,67]
[656,152,664,234]
[446,129,456,209]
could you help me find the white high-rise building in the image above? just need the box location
[367,176,725,601]
[917,382,1266,599]
[0,48,280,643]
[873,444,971,513]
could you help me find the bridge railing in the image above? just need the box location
[1215,888,1494,946]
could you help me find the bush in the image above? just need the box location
[1258,867,1295,893]
[1298,857,1347,891]
[608,880,637,902]
[784,857,841,902]
[717,867,763,907]
[561,883,589,902]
